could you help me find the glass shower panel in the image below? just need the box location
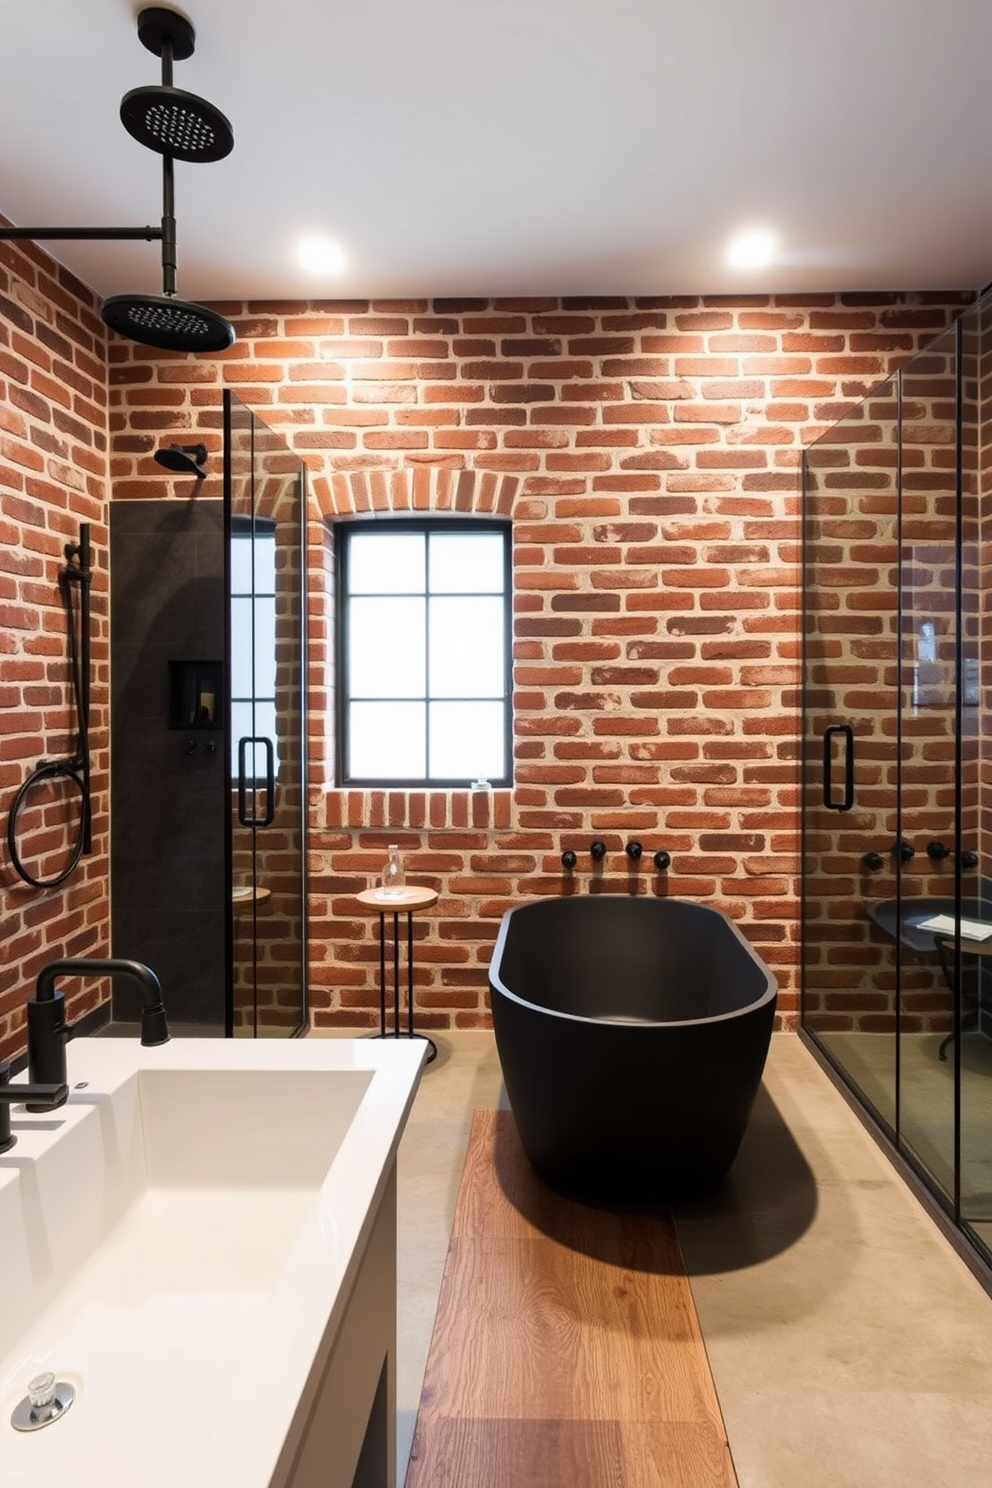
[897,328,960,1204]
[801,374,901,1133]
[958,299,992,1252]
[225,391,307,1039]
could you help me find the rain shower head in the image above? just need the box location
[103,293,235,352]
[120,84,234,163]
[154,442,208,477]
[120,8,234,163]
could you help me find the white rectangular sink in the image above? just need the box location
[0,1037,425,1488]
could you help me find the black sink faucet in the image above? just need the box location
[0,1062,68,1153]
[28,958,170,1107]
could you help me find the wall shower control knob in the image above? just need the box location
[561,850,577,870]
[653,850,671,872]
[960,850,979,870]
[590,840,607,861]
[926,840,950,861]
[862,851,885,872]
[896,840,915,864]
[625,841,643,861]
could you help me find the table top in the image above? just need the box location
[356,885,439,912]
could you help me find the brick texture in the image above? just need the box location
[0,233,111,1060]
[0,245,977,1058]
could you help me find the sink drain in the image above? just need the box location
[10,1372,75,1432]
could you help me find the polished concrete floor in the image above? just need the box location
[821,1028,992,1242]
[392,1031,992,1488]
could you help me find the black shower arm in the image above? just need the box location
[0,226,163,240]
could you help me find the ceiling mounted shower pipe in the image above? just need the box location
[0,7,235,354]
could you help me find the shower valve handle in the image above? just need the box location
[590,840,607,862]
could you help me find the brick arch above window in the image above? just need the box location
[314,464,521,520]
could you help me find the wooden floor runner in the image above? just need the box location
[405,1109,737,1488]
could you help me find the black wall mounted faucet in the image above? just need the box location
[28,958,169,1108]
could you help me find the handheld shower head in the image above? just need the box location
[154,442,208,477]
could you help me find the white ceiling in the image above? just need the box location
[2,0,992,306]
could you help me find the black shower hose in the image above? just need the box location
[6,567,91,889]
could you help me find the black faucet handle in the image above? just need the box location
[0,1063,69,1151]
[626,841,643,861]
[590,839,607,861]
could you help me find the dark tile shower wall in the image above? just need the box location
[110,499,226,1030]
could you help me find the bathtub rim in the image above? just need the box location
[488,893,778,1029]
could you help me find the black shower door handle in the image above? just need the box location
[822,724,854,811]
[238,736,275,827]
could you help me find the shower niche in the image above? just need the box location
[109,391,307,1037]
[801,288,992,1277]
[167,658,223,729]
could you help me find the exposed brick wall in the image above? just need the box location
[1,249,978,1062]
[0,233,111,1063]
[106,290,975,1037]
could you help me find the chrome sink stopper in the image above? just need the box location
[10,1371,75,1432]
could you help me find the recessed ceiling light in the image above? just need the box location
[297,235,346,275]
[727,229,776,269]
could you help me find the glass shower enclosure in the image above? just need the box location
[801,291,992,1272]
[224,391,308,1036]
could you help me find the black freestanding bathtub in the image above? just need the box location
[488,895,777,1202]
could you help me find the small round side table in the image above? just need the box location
[355,886,439,1062]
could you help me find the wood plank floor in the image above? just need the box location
[404,1110,737,1488]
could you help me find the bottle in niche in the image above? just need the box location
[380,844,406,898]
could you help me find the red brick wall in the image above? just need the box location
[0,234,111,1062]
[1,250,977,1062]
[106,290,975,1036]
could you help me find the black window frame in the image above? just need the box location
[335,517,513,788]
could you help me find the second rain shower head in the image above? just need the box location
[154,442,208,477]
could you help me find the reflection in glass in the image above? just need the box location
[229,596,254,697]
[349,532,424,593]
[350,701,426,779]
[429,702,505,781]
[429,597,505,697]
[349,598,425,696]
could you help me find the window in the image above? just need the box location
[337,519,512,786]
[230,518,277,781]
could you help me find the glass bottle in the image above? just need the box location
[380,844,406,898]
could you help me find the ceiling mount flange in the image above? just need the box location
[136,6,196,62]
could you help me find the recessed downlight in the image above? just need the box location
[727,229,776,269]
[297,235,346,275]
